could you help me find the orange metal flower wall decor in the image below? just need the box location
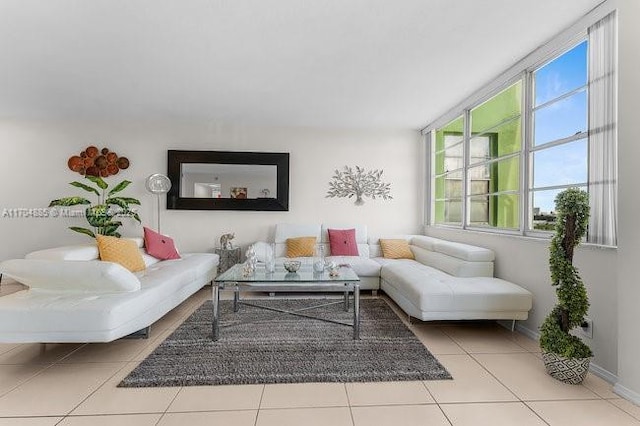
[67,145,130,177]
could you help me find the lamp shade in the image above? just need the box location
[145,174,171,194]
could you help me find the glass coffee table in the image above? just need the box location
[213,263,361,341]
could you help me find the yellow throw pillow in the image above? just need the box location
[379,239,415,260]
[96,234,146,273]
[286,236,317,258]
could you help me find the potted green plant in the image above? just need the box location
[539,188,592,384]
[49,175,141,238]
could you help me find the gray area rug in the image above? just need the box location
[119,298,452,387]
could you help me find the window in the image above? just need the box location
[432,82,523,230]
[468,82,522,230]
[430,39,603,233]
[530,41,588,231]
[433,116,463,225]
[428,13,616,244]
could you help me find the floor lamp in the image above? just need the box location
[145,174,172,233]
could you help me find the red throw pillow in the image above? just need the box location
[143,227,181,260]
[328,228,359,256]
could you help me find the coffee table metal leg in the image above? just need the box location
[353,283,360,340]
[344,288,349,312]
[212,283,220,341]
[233,285,240,312]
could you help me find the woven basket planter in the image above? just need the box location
[542,351,591,385]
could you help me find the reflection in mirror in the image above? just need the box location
[181,164,277,199]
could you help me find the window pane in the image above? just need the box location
[468,156,520,195]
[535,41,588,106]
[531,188,562,230]
[434,199,462,225]
[530,187,586,231]
[435,116,463,151]
[469,195,489,224]
[534,90,587,146]
[469,135,490,164]
[435,143,464,174]
[444,146,463,172]
[444,134,463,150]
[470,81,522,135]
[532,139,588,188]
[469,117,521,165]
[469,194,520,229]
[434,171,463,199]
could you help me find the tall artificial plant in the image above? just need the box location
[49,175,141,238]
[539,188,592,359]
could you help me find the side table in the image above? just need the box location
[214,247,241,275]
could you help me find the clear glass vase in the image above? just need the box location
[313,244,325,273]
[265,242,276,273]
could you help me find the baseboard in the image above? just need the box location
[505,321,619,385]
[514,322,540,341]
[614,383,640,405]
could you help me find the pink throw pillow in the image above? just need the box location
[328,228,359,256]
[143,227,181,260]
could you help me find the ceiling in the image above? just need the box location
[0,0,603,129]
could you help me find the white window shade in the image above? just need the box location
[588,12,618,246]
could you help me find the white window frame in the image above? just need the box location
[526,38,590,237]
[425,28,611,241]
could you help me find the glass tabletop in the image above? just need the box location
[215,262,360,283]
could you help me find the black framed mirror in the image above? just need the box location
[167,150,290,211]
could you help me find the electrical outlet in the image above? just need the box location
[580,318,593,339]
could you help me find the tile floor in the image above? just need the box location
[0,286,638,426]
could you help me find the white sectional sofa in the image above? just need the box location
[269,223,533,322]
[0,243,218,343]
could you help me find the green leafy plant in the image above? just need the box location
[49,176,141,238]
[539,188,592,358]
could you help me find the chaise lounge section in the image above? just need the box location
[376,235,533,321]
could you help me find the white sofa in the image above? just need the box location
[0,242,218,343]
[268,223,533,322]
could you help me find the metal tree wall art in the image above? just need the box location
[326,166,392,206]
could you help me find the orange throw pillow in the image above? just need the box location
[96,235,146,272]
[379,239,415,260]
[286,237,317,258]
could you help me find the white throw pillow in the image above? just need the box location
[0,259,141,293]
[24,237,144,262]
[25,244,100,261]
[140,249,161,267]
[126,237,145,248]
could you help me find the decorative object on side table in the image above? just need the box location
[219,233,235,249]
[539,188,592,384]
[326,165,392,206]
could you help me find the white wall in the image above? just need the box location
[425,227,618,375]
[0,119,422,260]
[614,0,640,402]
